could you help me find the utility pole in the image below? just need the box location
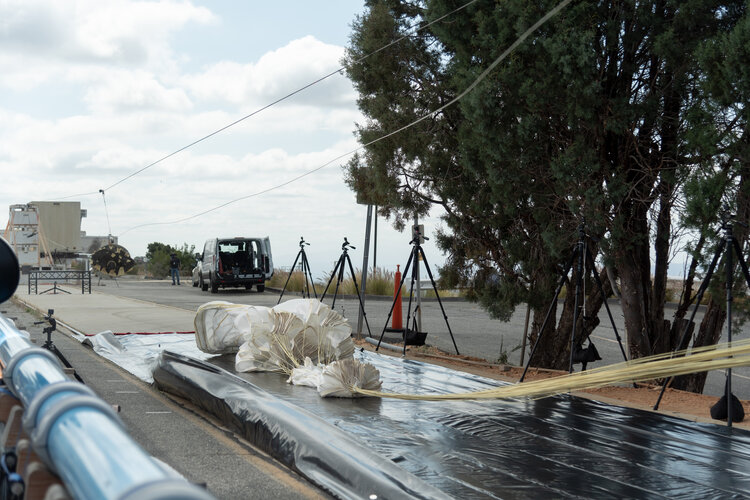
[414,215,422,333]
[357,205,373,336]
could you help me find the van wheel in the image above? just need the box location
[200,275,208,291]
[256,284,265,293]
[210,276,218,294]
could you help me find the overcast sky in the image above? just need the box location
[0,0,448,280]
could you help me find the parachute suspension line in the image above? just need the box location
[99,189,112,239]
[353,338,750,401]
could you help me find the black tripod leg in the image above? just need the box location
[568,242,585,374]
[732,238,750,290]
[520,250,577,382]
[417,246,459,355]
[344,254,373,338]
[301,251,317,299]
[402,256,419,356]
[376,249,415,350]
[585,248,629,364]
[654,237,726,410]
[300,253,309,298]
[331,258,346,309]
[726,228,734,427]
[277,250,302,304]
[48,344,85,384]
[321,254,344,302]
[585,248,635,387]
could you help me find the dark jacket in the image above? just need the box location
[169,256,180,269]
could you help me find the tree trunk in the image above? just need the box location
[667,234,705,351]
[671,297,726,392]
[528,263,612,371]
[617,221,653,359]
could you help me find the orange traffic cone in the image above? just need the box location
[392,265,403,330]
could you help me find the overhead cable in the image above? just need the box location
[52,0,480,202]
[118,0,572,236]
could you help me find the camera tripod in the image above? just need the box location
[375,229,460,356]
[520,222,629,382]
[34,309,84,383]
[321,238,373,337]
[277,237,317,304]
[653,215,749,426]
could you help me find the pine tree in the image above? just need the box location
[344,0,748,374]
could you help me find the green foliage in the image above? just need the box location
[496,336,522,365]
[344,0,749,365]
[146,242,196,278]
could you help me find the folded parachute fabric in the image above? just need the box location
[193,298,381,397]
[194,301,275,354]
[235,311,303,373]
[287,357,323,388]
[290,357,382,398]
[235,299,355,373]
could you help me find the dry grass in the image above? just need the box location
[268,267,462,298]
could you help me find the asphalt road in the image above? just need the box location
[92,277,750,400]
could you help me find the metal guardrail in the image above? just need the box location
[28,270,91,295]
[0,313,214,500]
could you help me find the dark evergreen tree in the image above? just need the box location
[344,0,748,376]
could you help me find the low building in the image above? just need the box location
[4,201,111,271]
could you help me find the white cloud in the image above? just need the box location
[0,2,447,277]
[0,0,215,64]
[0,0,215,89]
[82,70,193,113]
[182,36,355,108]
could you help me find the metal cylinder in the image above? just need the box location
[0,314,213,500]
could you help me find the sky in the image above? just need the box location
[0,0,449,281]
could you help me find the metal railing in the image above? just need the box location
[28,270,91,295]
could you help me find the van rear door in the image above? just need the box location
[262,237,273,278]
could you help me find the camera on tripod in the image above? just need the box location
[341,237,355,251]
[411,224,425,244]
[34,309,57,336]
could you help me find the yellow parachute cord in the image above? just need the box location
[353,338,750,401]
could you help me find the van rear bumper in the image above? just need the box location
[216,274,265,287]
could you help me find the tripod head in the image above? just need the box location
[341,237,355,252]
[410,226,428,246]
[299,237,310,249]
[720,205,747,233]
[33,309,57,334]
[33,309,57,347]
[575,216,600,245]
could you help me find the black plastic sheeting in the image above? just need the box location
[155,349,750,499]
[153,351,451,500]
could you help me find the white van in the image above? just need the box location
[198,237,273,293]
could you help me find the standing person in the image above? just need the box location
[169,253,181,285]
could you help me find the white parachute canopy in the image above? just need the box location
[193,299,381,397]
[194,301,275,354]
